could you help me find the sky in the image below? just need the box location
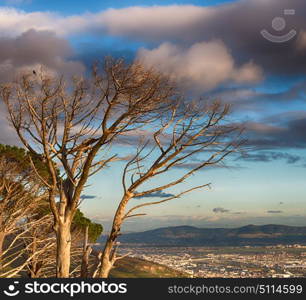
[0,0,305,231]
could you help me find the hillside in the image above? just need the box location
[109,257,188,278]
[108,224,306,246]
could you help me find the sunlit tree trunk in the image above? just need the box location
[55,221,71,278]
[98,195,130,278]
[99,242,114,278]
[0,231,6,266]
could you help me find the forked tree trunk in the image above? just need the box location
[55,222,71,278]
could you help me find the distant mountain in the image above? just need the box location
[106,224,306,246]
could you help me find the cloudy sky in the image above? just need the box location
[0,0,305,231]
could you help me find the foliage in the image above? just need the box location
[72,209,103,242]
[0,144,102,241]
[0,144,49,181]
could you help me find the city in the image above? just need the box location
[117,245,306,278]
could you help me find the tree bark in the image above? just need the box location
[55,222,71,278]
[97,195,130,278]
[99,246,113,278]
[0,231,6,268]
[81,226,92,278]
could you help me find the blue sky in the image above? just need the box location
[0,0,305,231]
[2,0,236,13]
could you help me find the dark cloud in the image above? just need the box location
[104,0,306,77]
[2,1,306,81]
[213,207,230,213]
[0,29,84,82]
[134,191,175,199]
[80,195,97,200]
[237,151,301,164]
[174,162,245,171]
[0,101,20,146]
[253,81,306,104]
[243,115,306,150]
[267,210,283,214]
[0,29,86,145]
[230,114,306,167]
[211,80,306,112]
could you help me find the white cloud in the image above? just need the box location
[0,5,211,38]
[101,5,212,40]
[0,7,95,37]
[137,41,263,92]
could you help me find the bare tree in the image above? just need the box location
[0,145,54,277]
[1,213,85,278]
[23,213,55,278]
[0,213,54,278]
[0,155,46,263]
[23,214,88,278]
[1,59,176,277]
[96,101,242,277]
[80,226,91,278]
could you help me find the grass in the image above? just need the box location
[109,256,189,278]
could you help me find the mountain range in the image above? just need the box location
[110,224,306,247]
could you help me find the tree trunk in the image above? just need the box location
[55,222,71,278]
[0,231,6,269]
[81,226,91,278]
[99,249,113,278]
[97,195,131,278]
